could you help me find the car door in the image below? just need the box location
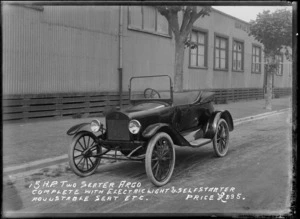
[173,105,198,132]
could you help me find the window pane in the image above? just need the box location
[256,47,260,56]
[255,63,259,72]
[129,6,142,28]
[191,47,197,55]
[157,12,169,34]
[198,33,205,44]
[238,43,242,51]
[216,37,220,48]
[215,49,219,58]
[220,50,226,59]
[233,60,236,70]
[237,60,241,70]
[191,32,197,43]
[233,51,237,61]
[215,58,219,68]
[220,39,226,49]
[220,58,226,69]
[143,6,155,31]
[191,54,197,66]
[198,45,205,55]
[237,53,242,61]
[198,55,205,67]
[256,56,260,63]
[233,42,237,51]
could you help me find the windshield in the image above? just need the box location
[129,75,172,101]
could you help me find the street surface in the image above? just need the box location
[3,111,293,216]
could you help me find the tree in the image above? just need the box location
[249,8,292,110]
[156,6,211,92]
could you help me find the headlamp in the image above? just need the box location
[128,120,141,134]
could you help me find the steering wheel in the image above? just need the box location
[144,88,161,99]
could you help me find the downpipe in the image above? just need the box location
[118,6,123,109]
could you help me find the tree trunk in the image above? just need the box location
[265,70,273,110]
[174,39,185,92]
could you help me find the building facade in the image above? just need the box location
[3,4,292,95]
[2,4,292,121]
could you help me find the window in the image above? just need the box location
[232,40,244,71]
[275,54,283,76]
[214,35,228,70]
[189,30,208,68]
[252,45,261,73]
[128,6,170,36]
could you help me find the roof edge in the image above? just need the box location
[211,7,250,25]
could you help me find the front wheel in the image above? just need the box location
[213,118,229,157]
[68,132,101,177]
[145,132,175,186]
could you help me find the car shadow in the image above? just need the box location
[93,145,215,185]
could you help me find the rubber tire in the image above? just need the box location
[68,132,101,177]
[213,118,229,157]
[145,132,175,187]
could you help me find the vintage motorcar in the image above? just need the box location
[67,75,234,186]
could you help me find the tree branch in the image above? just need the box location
[180,6,192,33]
[184,6,211,38]
[156,6,180,36]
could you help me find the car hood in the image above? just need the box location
[106,102,170,121]
[125,102,166,112]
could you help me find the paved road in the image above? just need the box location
[3,111,292,216]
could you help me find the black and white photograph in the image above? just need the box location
[2,1,296,217]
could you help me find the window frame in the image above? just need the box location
[188,27,208,69]
[214,33,229,71]
[232,38,244,72]
[127,6,171,38]
[251,44,262,74]
[275,53,284,76]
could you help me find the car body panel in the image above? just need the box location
[204,110,234,139]
[67,75,233,151]
[67,123,91,136]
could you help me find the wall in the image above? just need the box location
[185,9,266,90]
[121,6,174,91]
[2,5,292,96]
[3,5,120,95]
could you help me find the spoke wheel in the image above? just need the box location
[145,132,175,186]
[144,88,161,99]
[213,118,229,157]
[68,132,101,177]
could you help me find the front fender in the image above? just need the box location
[66,123,91,136]
[142,123,189,146]
[204,110,234,139]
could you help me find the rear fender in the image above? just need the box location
[204,110,234,139]
[67,123,91,136]
[142,123,189,146]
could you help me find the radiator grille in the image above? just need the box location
[107,119,130,140]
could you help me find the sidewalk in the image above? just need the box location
[3,97,292,170]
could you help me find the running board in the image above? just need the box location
[189,138,212,147]
[182,128,203,142]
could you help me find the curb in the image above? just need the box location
[233,108,290,125]
[4,108,291,176]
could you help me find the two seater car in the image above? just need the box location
[67,75,234,186]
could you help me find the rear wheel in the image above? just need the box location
[68,132,101,177]
[145,132,175,186]
[213,119,229,157]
